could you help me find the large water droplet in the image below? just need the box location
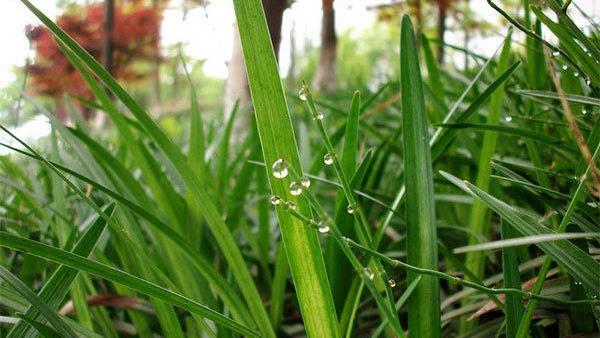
[299,86,308,101]
[285,201,297,211]
[323,153,334,166]
[272,158,288,179]
[289,181,303,196]
[270,195,282,206]
[388,279,396,287]
[346,205,355,214]
[314,111,324,120]
[300,176,311,188]
[504,115,513,122]
[363,268,374,280]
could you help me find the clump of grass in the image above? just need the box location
[1,0,599,337]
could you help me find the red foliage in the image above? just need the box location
[27,2,161,99]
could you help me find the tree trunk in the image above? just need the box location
[315,0,337,93]
[224,0,287,126]
[103,0,114,74]
[437,0,448,64]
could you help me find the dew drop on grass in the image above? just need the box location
[323,153,334,165]
[285,201,297,211]
[299,86,308,101]
[582,109,588,116]
[318,224,330,234]
[289,181,303,196]
[272,158,288,179]
[552,51,560,57]
[586,79,591,86]
[562,64,568,71]
[315,111,324,120]
[363,268,374,280]
[300,176,311,188]
[346,205,355,214]
[270,195,282,206]
[504,115,513,122]
[388,279,396,287]
[573,71,579,77]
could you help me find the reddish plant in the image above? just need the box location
[27,1,161,100]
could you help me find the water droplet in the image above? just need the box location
[562,64,568,71]
[346,205,355,214]
[323,153,334,165]
[299,86,308,101]
[582,109,588,116]
[318,224,330,233]
[270,195,282,206]
[573,71,579,77]
[552,51,560,57]
[285,201,297,211]
[504,115,513,122]
[363,268,374,280]
[289,181,303,196]
[314,111,324,120]
[272,158,288,179]
[300,176,311,188]
[586,79,591,86]
[388,279,396,287]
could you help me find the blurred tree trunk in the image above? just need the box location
[103,0,114,74]
[224,0,287,125]
[315,0,336,93]
[436,0,448,64]
[92,0,114,126]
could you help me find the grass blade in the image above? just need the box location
[500,218,523,338]
[400,15,440,337]
[0,266,77,338]
[440,171,600,294]
[232,1,339,336]
[8,204,115,338]
[0,232,259,337]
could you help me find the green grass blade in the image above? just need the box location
[500,218,523,338]
[8,204,115,338]
[440,171,600,293]
[516,90,600,106]
[17,315,61,338]
[0,232,259,337]
[463,31,512,285]
[422,34,446,123]
[0,266,77,338]
[232,1,340,336]
[400,15,440,337]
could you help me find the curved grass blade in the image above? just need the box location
[516,90,600,107]
[8,204,115,338]
[440,171,600,294]
[400,15,440,337]
[0,266,77,338]
[232,1,339,336]
[0,232,259,337]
